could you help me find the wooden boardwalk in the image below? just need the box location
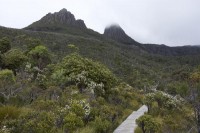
[113,105,148,133]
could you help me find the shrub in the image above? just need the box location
[0,106,21,123]
[52,53,117,97]
[136,114,160,133]
[2,49,27,73]
[31,100,58,111]
[92,117,111,133]
[64,112,84,132]
[0,37,11,54]
[5,111,57,133]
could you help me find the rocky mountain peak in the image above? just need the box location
[59,8,68,13]
[104,24,138,45]
[104,24,125,34]
[26,8,87,30]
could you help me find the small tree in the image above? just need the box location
[2,49,27,74]
[28,45,51,70]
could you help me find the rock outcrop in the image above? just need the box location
[25,8,86,30]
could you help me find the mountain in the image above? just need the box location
[25,9,113,41]
[25,8,200,56]
[25,8,86,30]
[1,9,200,86]
[0,9,197,133]
[104,24,200,56]
[104,24,139,45]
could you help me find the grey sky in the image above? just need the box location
[0,0,200,46]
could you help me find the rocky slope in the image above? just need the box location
[25,8,86,31]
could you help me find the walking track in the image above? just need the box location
[113,105,148,133]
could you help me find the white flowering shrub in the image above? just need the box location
[52,53,117,96]
[145,91,184,111]
[68,99,91,117]
[70,71,88,85]
[61,71,105,97]
[88,81,105,97]
[56,99,91,122]
[25,62,46,83]
[0,126,10,133]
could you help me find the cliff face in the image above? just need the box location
[25,8,86,30]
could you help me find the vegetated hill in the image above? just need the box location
[0,9,199,133]
[0,9,200,88]
[104,24,200,56]
[25,8,200,56]
[24,8,104,40]
[0,26,159,87]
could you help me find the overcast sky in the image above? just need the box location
[0,0,200,46]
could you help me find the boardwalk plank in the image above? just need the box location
[113,105,148,133]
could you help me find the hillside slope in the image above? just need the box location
[1,9,200,87]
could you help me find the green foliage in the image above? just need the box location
[0,69,16,103]
[71,103,85,118]
[31,100,58,111]
[190,71,200,83]
[92,117,111,133]
[134,127,143,133]
[67,44,79,53]
[52,53,117,97]
[28,45,51,69]
[0,25,198,132]
[0,69,15,83]
[0,37,11,54]
[28,45,49,57]
[51,68,69,87]
[75,126,95,133]
[166,82,189,97]
[2,49,27,72]
[0,106,21,123]
[5,111,57,133]
[136,114,160,133]
[63,112,84,132]
[25,38,42,53]
[0,69,15,89]
[145,91,183,112]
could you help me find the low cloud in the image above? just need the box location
[0,0,200,46]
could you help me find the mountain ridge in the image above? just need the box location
[9,8,200,56]
[104,24,200,56]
